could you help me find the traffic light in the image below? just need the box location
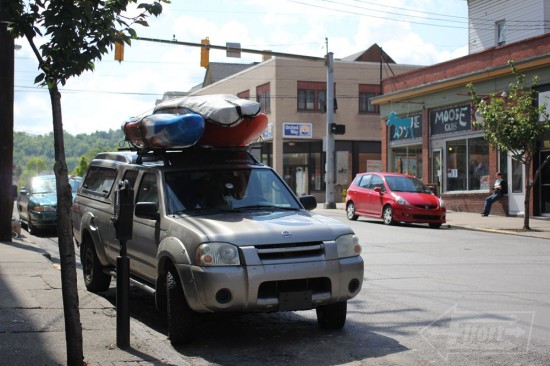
[200,37,210,68]
[330,123,346,135]
[114,41,124,62]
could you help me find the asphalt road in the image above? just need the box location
[25,211,550,366]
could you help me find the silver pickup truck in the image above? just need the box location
[72,148,364,344]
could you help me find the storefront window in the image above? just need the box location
[511,158,523,193]
[390,145,422,178]
[310,152,323,191]
[469,138,489,190]
[446,137,489,192]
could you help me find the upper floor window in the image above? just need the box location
[297,81,327,112]
[359,84,379,113]
[256,83,270,113]
[237,90,250,100]
[496,20,506,46]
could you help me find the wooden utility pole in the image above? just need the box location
[0,5,15,241]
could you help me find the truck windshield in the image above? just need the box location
[164,168,301,214]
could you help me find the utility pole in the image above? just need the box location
[324,52,336,209]
[0,7,16,240]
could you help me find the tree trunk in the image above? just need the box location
[523,158,531,230]
[0,4,15,242]
[49,86,84,365]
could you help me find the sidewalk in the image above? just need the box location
[0,237,188,366]
[1,210,549,365]
[317,203,550,240]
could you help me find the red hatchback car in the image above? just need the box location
[345,172,446,228]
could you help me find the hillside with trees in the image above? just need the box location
[14,128,124,187]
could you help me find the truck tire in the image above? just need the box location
[316,301,347,329]
[80,239,111,292]
[167,266,195,345]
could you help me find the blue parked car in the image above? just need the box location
[17,175,82,235]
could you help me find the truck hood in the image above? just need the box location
[176,210,353,246]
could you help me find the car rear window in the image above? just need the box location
[81,166,117,198]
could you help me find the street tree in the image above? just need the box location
[73,155,89,177]
[0,1,168,364]
[468,61,550,230]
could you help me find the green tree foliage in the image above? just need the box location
[73,155,89,177]
[1,1,168,364]
[17,156,48,188]
[468,61,550,230]
[13,128,123,186]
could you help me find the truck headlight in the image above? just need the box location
[336,234,361,258]
[196,243,240,266]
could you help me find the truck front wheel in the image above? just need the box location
[167,265,196,345]
[80,239,111,292]
[316,301,347,329]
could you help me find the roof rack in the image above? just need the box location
[116,144,261,166]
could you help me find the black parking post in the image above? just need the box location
[112,180,134,349]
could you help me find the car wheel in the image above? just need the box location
[382,205,395,225]
[167,265,195,345]
[346,202,358,221]
[80,239,111,292]
[429,223,442,229]
[27,212,39,235]
[316,301,347,329]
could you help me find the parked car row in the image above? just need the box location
[16,175,82,234]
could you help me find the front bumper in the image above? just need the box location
[393,206,446,224]
[29,211,57,228]
[178,255,364,313]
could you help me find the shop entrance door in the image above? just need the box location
[431,150,442,195]
[507,153,525,215]
[283,166,309,196]
[539,150,550,216]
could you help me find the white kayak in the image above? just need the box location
[153,94,262,126]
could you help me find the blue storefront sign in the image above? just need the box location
[387,112,422,141]
[283,123,312,138]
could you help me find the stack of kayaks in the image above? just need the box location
[122,94,268,149]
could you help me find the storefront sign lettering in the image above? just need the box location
[430,104,472,136]
[283,122,313,138]
[387,112,422,141]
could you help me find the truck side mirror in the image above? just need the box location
[135,202,159,220]
[299,195,317,211]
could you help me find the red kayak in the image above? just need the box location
[198,113,268,147]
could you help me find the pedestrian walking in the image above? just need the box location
[482,172,507,216]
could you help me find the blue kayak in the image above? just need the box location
[122,113,205,149]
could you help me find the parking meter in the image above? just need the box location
[112,179,134,349]
[113,179,134,243]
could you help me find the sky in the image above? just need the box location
[13,0,469,136]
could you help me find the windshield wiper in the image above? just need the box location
[236,205,300,211]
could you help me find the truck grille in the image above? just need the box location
[258,277,331,299]
[255,242,324,261]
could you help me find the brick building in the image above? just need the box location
[373,33,550,216]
